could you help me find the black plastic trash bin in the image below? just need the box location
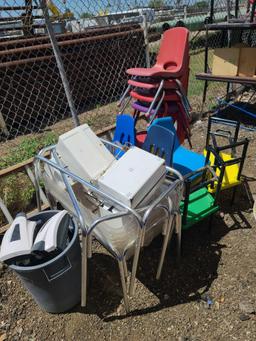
[10,211,81,313]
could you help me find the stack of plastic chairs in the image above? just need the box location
[118,27,192,148]
[35,139,184,314]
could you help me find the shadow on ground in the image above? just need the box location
[69,191,253,320]
[215,101,256,129]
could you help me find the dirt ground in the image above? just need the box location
[0,114,256,341]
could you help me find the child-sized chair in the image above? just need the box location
[113,114,136,146]
[126,27,190,92]
[142,125,176,167]
[204,116,249,204]
[152,117,206,175]
[180,149,225,230]
[112,114,136,157]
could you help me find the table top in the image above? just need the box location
[196,73,256,85]
[205,21,256,30]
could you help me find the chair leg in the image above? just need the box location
[175,213,182,263]
[129,229,143,297]
[123,258,128,280]
[243,180,254,207]
[231,186,237,206]
[81,235,88,307]
[87,234,92,258]
[141,228,146,247]
[156,217,174,280]
[118,260,130,313]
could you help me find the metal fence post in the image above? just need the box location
[142,13,150,68]
[184,6,187,20]
[40,0,80,127]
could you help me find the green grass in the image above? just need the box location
[0,131,58,225]
[0,131,58,170]
[189,49,226,108]
[188,49,213,98]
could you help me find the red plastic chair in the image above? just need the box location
[130,89,191,144]
[119,27,190,102]
[119,27,190,111]
[126,27,190,80]
[127,61,189,96]
[130,89,182,103]
[118,27,191,147]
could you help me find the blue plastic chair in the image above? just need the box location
[112,114,136,158]
[113,114,136,146]
[152,117,206,175]
[142,125,175,166]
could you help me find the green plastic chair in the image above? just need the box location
[180,148,225,230]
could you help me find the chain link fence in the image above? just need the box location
[0,0,251,142]
[1,0,255,227]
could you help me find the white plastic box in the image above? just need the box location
[56,124,115,182]
[98,147,166,208]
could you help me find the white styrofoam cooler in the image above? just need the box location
[98,147,166,208]
[56,124,115,182]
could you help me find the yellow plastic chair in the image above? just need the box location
[204,117,249,203]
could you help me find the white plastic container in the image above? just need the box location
[56,124,115,183]
[98,147,166,208]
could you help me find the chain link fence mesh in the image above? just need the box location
[0,0,252,142]
[1,0,256,226]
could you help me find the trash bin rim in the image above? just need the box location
[10,210,79,272]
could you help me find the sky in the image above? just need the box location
[0,0,193,16]
[0,0,201,19]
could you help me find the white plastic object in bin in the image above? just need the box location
[0,213,37,262]
[32,210,70,254]
[98,147,166,208]
[56,124,116,182]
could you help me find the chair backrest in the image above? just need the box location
[181,164,224,226]
[156,27,189,76]
[142,125,175,166]
[151,117,180,151]
[113,114,136,146]
[206,116,240,152]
